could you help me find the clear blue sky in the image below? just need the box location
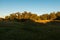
[0,0,60,17]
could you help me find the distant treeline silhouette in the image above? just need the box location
[0,11,60,22]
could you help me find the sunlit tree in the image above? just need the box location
[49,12,57,20]
[40,14,49,20]
[56,12,60,17]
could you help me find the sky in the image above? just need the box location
[0,0,60,17]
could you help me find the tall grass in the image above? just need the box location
[0,20,60,40]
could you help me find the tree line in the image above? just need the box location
[0,11,60,22]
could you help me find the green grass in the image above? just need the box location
[0,21,60,40]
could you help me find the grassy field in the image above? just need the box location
[0,20,60,40]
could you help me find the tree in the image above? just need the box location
[22,11,31,19]
[55,12,60,20]
[30,14,37,20]
[21,11,32,19]
[9,13,16,21]
[0,18,4,21]
[15,12,21,19]
[56,12,60,17]
[40,14,49,20]
[49,12,57,20]
[4,16,10,21]
[5,16,9,20]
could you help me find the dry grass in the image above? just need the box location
[34,20,60,23]
[34,20,51,23]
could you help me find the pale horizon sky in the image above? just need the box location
[0,0,60,18]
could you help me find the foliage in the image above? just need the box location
[0,11,60,22]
